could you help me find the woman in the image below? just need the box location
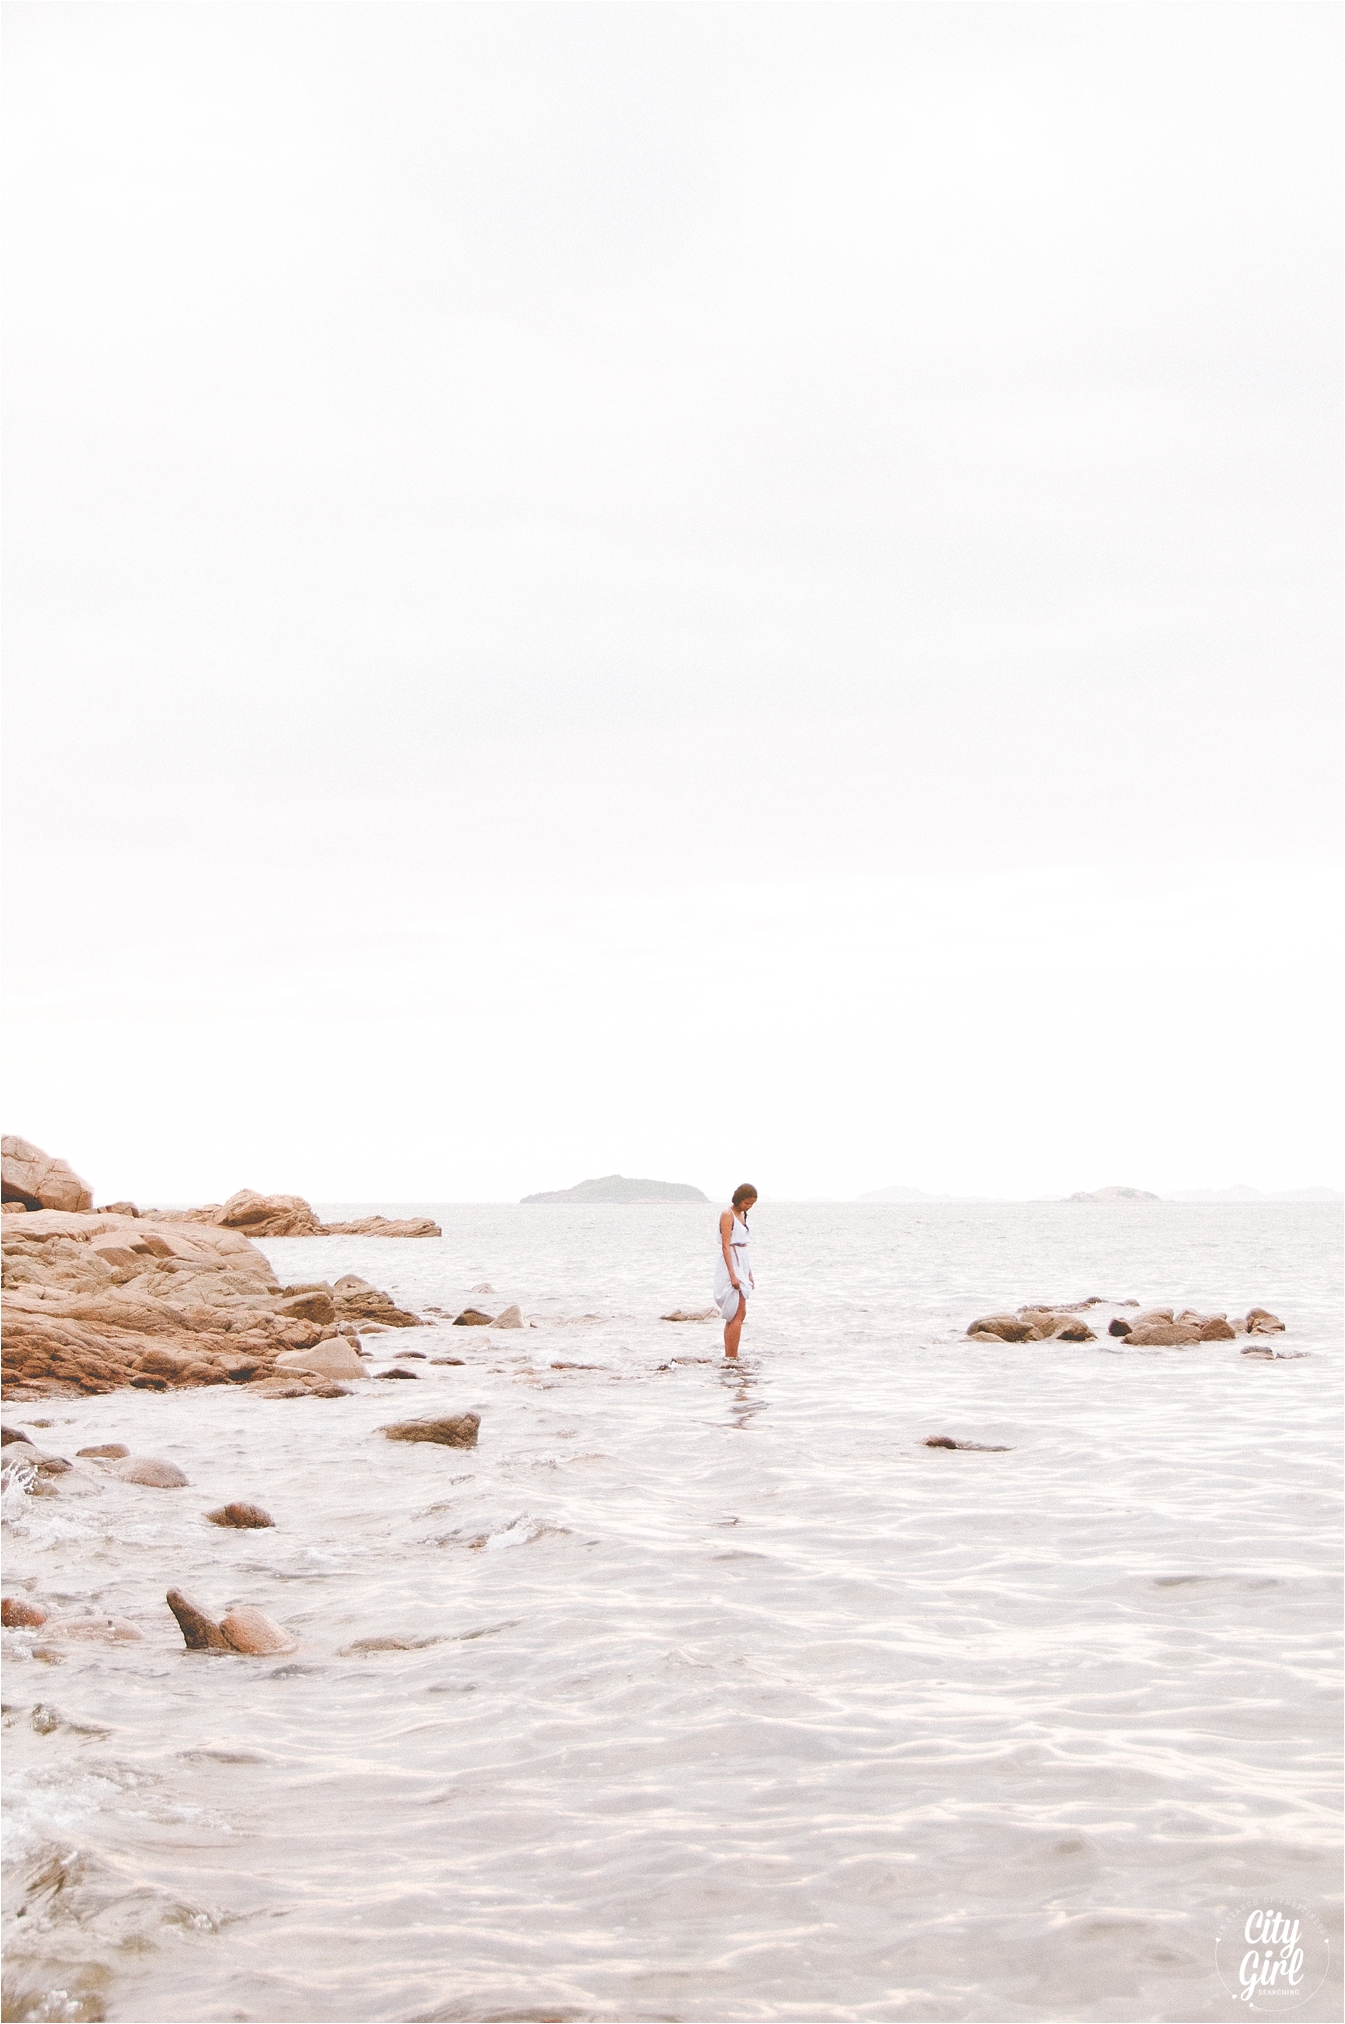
[714,1183,757,1358]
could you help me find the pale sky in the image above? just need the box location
[3,2,1341,1204]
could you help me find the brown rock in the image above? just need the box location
[2,1136,93,1213]
[1108,1317,1133,1337]
[2,1200,26,1214]
[277,1289,337,1325]
[453,1308,495,1327]
[205,1502,275,1529]
[216,1190,322,1238]
[661,1308,717,1322]
[492,1304,524,1329]
[1132,1308,1175,1327]
[321,1215,441,1238]
[1122,1322,1203,1346]
[430,1356,465,1365]
[1,1425,35,1445]
[166,1588,231,1650]
[1246,1307,1286,1333]
[114,1457,188,1487]
[219,1605,298,1655]
[2,1596,48,1627]
[374,1367,419,1379]
[274,1339,365,1382]
[924,1436,1013,1451]
[381,1413,480,1448]
[97,1201,140,1217]
[966,1315,1038,1342]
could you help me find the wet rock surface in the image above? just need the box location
[2,1597,48,1627]
[205,1501,275,1529]
[381,1413,481,1448]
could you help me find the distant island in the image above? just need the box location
[521,1174,709,1205]
[1067,1186,1160,1202]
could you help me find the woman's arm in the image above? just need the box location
[720,1211,740,1287]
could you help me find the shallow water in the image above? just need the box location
[2,1203,1341,2023]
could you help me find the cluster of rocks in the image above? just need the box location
[4,1406,481,1656]
[2,1139,441,1239]
[153,1187,441,1241]
[1,1208,426,1398]
[966,1299,1286,1349]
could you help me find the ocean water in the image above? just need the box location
[2,1202,1340,2024]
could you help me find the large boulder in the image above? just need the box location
[215,1190,322,1238]
[2,1137,93,1214]
[219,1606,298,1655]
[274,1339,366,1383]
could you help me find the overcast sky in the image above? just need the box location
[3,1,1340,1203]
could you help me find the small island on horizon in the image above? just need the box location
[521,1174,709,1205]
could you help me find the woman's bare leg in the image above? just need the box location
[724,1291,747,1358]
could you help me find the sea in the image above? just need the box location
[2,1201,1341,2024]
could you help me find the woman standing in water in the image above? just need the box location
[714,1184,757,1358]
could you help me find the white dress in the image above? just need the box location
[714,1213,752,1322]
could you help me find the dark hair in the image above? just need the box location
[731,1183,758,1207]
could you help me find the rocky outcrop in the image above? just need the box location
[381,1413,480,1448]
[970,1300,1258,1347]
[966,1308,1096,1343]
[2,1137,93,1213]
[321,1214,441,1238]
[158,1191,441,1239]
[2,1209,423,1398]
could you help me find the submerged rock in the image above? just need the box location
[662,1308,717,1322]
[205,1502,275,1529]
[374,1367,419,1380]
[381,1413,480,1449]
[77,1442,130,1459]
[114,1457,188,1488]
[924,1436,1013,1451]
[39,1613,143,1643]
